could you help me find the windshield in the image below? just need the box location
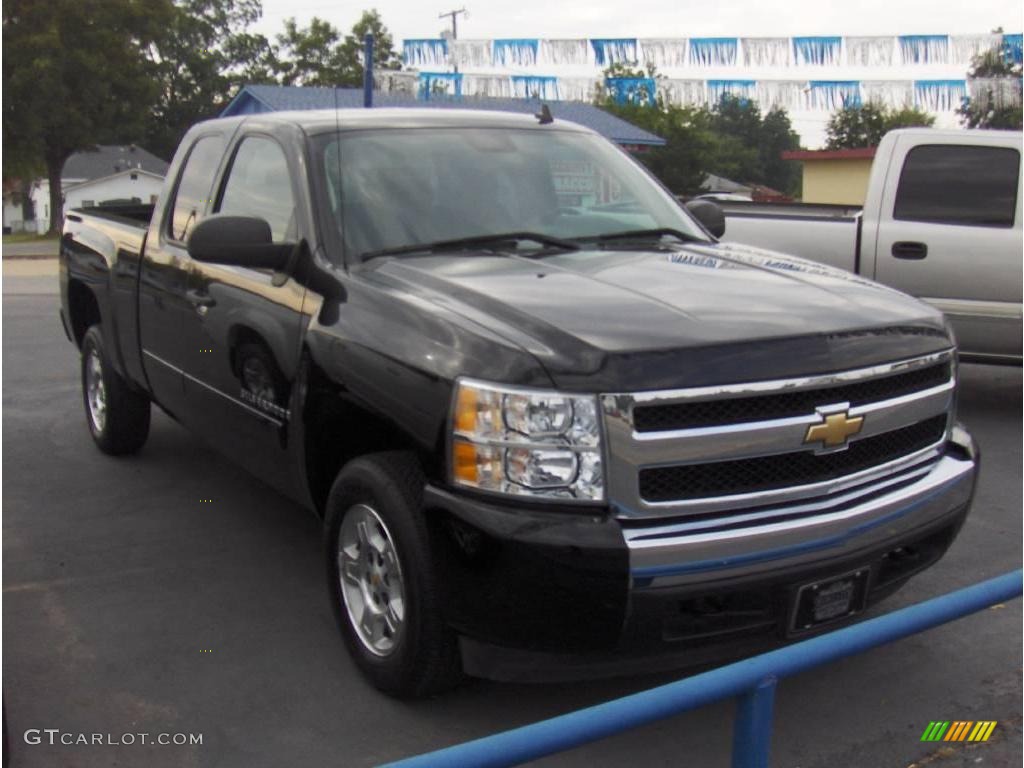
[313,128,709,261]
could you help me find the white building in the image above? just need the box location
[3,145,168,234]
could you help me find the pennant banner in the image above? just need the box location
[845,37,895,67]
[793,36,842,66]
[590,38,638,65]
[493,39,539,67]
[541,39,590,65]
[511,75,559,100]
[914,79,967,110]
[462,74,514,98]
[403,39,448,67]
[708,79,757,103]
[967,77,1024,109]
[640,39,689,68]
[689,38,738,66]
[898,35,949,64]
[860,80,915,109]
[449,39,491,69]
[741,38,790,67]
[756,80,806,111]
[950,34,1003,65]
[558,77,599,102]
[661,79,708,107]
[807,80,862,110]
[418,71,462,99]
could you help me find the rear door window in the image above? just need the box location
[893,144,1020,227]
[168,135,226,242]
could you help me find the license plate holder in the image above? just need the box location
[789,568,870,635]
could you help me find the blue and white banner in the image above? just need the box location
[403,39,448,67]
[449,39,491,69]
[898,35,949,64]
[792,37,842,66]
[511,75,559,100]
[493,39,539,67]
[707,79,757,103]
[418,71,462,99]
[806,80,862,110]
[689,38,738,66]
[590,38,639,65]
[914,79,967,110]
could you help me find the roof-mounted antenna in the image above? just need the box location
[535,104,554,125]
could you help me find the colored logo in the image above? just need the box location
[920,721,997,742]
[804,409,864,449]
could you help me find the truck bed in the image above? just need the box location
[717,201,862,275]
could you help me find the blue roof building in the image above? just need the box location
[220,85,665,149]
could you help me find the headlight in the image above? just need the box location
[450,378,604,502]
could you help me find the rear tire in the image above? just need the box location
[81,325,150,455]
[324,452,461,698]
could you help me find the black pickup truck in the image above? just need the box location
[61,108,978,697]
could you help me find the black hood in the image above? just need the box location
[365,241,951,392]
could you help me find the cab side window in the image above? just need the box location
[217,137,297,243]
[168,135,226,242]
[893,145,1020,228]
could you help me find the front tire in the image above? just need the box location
[81,325,150,455]
[324,452,461,698]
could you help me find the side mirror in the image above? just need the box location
[685,199,726,238]
[187,215,294,270]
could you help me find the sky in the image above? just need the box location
[255,0,1022,42]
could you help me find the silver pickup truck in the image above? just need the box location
[718,129,1023,365]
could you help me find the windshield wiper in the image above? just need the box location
[575,228,707,245]
[361,232,580,261]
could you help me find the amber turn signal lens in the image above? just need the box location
[452,440,479,484]
[454,386,478,434]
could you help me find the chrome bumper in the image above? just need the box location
[624,427,977,589]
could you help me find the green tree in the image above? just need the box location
[273,10,400,88]
[825,103,934,149]
[3,0,174,233]
[335,9,402,88]
[274,17,343,86]
[145,0,271,161]
[957,48,1023,129]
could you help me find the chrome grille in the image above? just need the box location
[601,351,955,522]
[638,415,947,502]
[633,362,951,432]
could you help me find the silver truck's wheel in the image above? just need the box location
[337,503,406,657]
[324,452,461,698]
[80,325,150,455]
[85,348,107,434]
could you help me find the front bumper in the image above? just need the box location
[423,426,978,681]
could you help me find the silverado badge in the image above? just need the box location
[804,410,864,449]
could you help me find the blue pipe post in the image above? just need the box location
[363,33,374,108]
[732,676,777,768]
[379,570,1022,768]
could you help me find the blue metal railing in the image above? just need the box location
[380,570,1022,768]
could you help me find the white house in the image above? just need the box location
[3,145,168,233]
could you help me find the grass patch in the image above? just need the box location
[2,232,58,244]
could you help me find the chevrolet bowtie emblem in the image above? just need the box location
[805,411,864,448]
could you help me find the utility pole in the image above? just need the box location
[439,7,467,40]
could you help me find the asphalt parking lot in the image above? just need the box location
[3,260,1022,768]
